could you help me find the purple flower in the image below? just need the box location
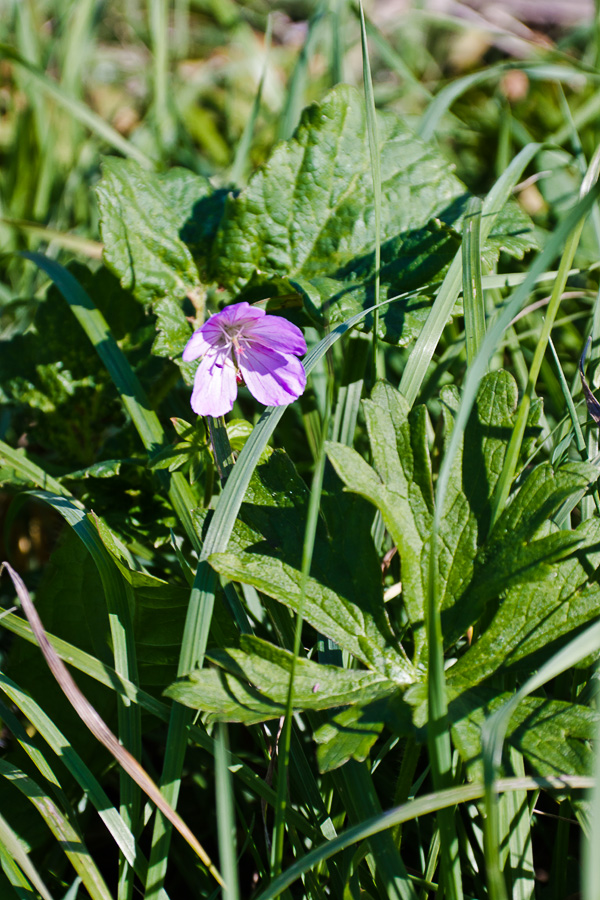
[182,302,307,417]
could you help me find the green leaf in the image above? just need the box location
[314,693,412,772]
[165,635,396,724]
[449,517,600,689]
[208,450,414,682]
[448,681,596,780]
[61,459,125,480]
[211,85,468,294]
[327,383,434,662]
[442,461,598,644]
[328,374,594,669]
[211,549,411,682]
[290,220,461,344]
[97,158,208,306]
[481,198,541,266]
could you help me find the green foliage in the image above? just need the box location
[2,5,600,898]
[96,84,538,353]
[170,373,600,781]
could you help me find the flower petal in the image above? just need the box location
[190,350,238,416]
[239,345,306,407]
[247,315,307,355]
[182,327,214,362]
[220,301,265,326]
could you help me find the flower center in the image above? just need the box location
[220,322,251,361]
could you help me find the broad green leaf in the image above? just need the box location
[442,372,542,535]
[210,85,468,295]
[314,693,412,772]
[290,221,461,344]
[208,84,536,346]
[97,158,207,306]
[211,549,412,682]
[449,517,600,689]
[448,681,596,780]
[207,450,413,681]
[326,383,435,662]
[165,635,396,724]
[328,373,593,668]
[442,461,598,644]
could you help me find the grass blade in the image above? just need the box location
[229,16,272,187]
[462,196,485,366]
[359,1,382,379]
[0,615,317,840]
[23,487,142,883]
[0,758,113,900]
[0,808,54,900]
[256,775,592,900]
[216,724,240,900]
[490,146,600,527]
[1,562,224,889]
[400,142,542,406]
[0,45,155,168]
[148,0,175,152]
[279,1,326,140]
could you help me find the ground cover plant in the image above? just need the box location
[3,1,600,898]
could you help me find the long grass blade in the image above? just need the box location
[256,775,592,900]
[1,217,103,258]
[0,613,315,840]
[359,1,382,379]
[229,16,272,187]
[1,562,224,889]
[0,808,54,900]
[0,758,113,900]
[490,146,600,527]
[148,0,175,151]
[462,196,485,366]
[23,487,142,884]
[216,724,240,900]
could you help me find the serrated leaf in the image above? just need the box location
[449,517,600,689]
[165,635,396,723]
[210,550,412,682]
[329,373,592,671]
[210,85,469,295]
[209,450,413,682]
[442,461,598,643]
[151,295,196,374]
[97,158,207,306]
[482,198,541,265]
[291,220,460,344]
[208,85,536,348]
[448,680,596,780]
